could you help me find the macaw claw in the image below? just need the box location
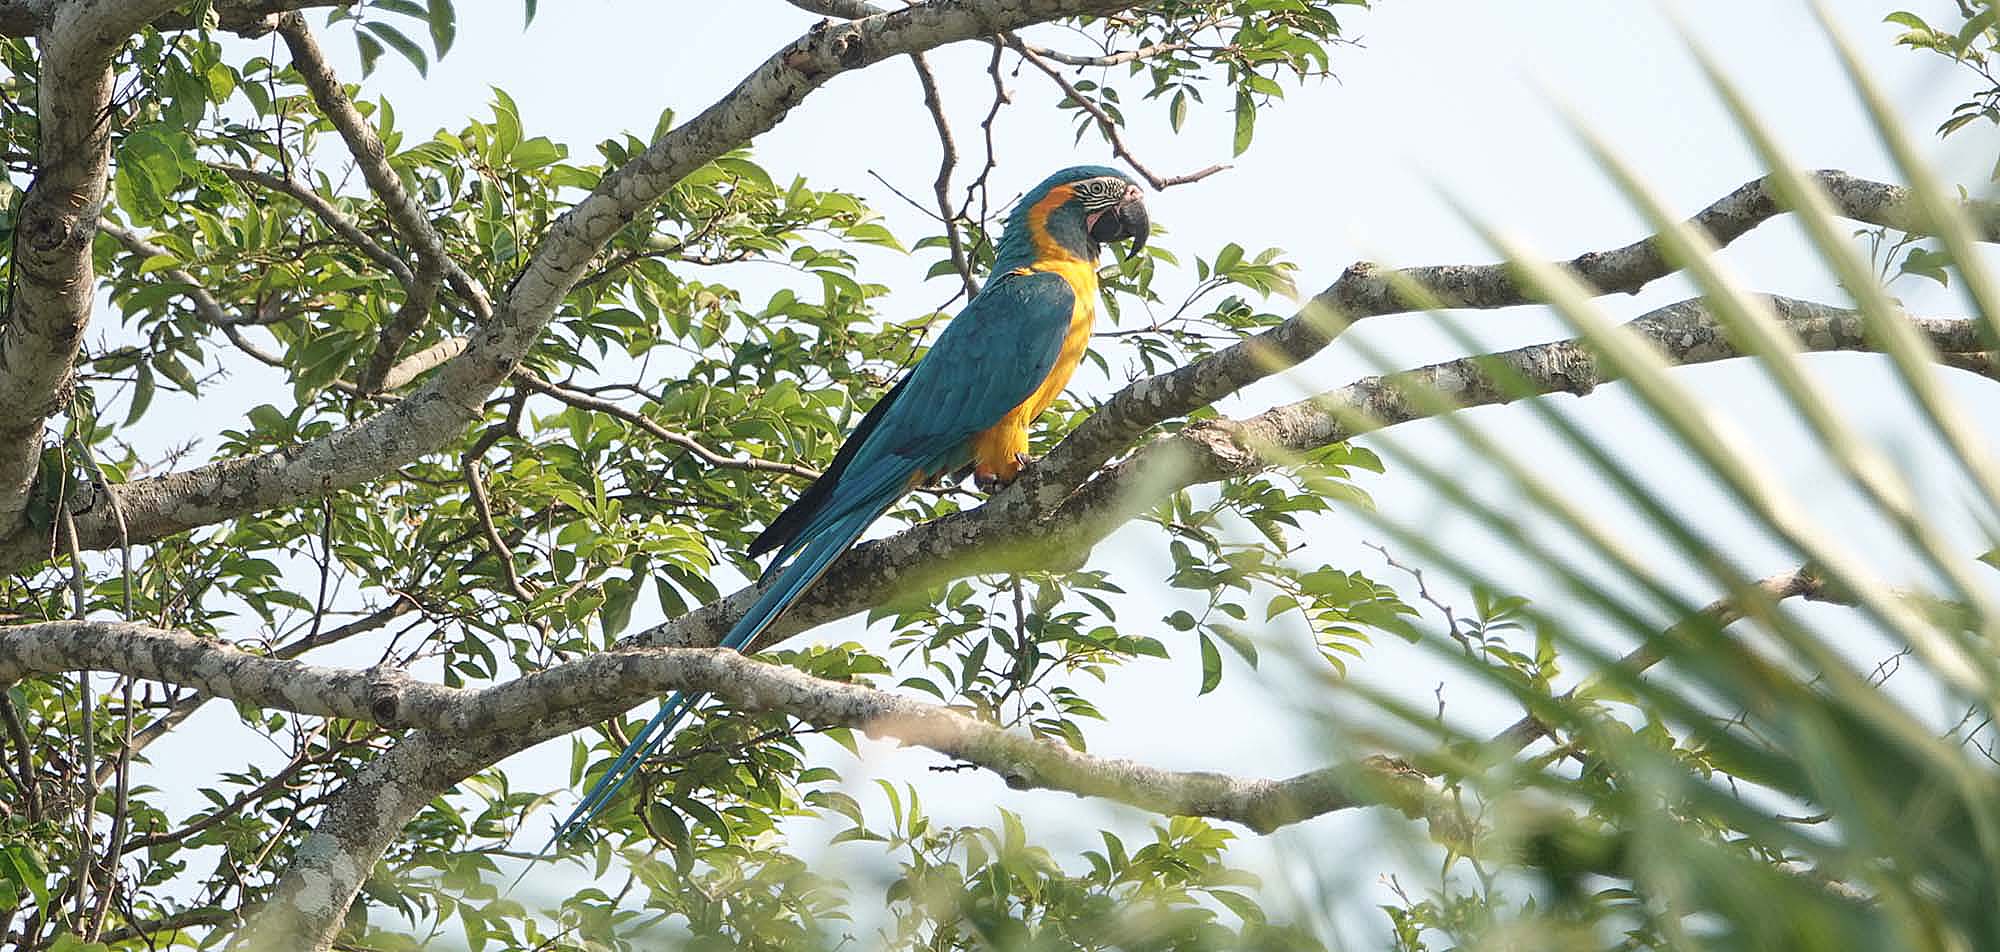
[974,452,1036,494]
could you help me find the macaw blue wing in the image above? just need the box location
[541,268,1079,850]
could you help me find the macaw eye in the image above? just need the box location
[1077,178,1122,207]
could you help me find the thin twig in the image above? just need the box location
[1010,37,1228,190]
[1488,566,1830,755]
[517,373,821,480]
[212,163,413,285]
[909,52,979,299]
[0,687,37,822]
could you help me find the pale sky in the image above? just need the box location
[117,1,2000,945]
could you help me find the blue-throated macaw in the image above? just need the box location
[546,165,1151,845]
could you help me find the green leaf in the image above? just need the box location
[124,364,155,427]
[364,22,430,77]
[1883,10,1932,31]
[47,936,110,952]
[0,845,48,913]
[356,31,385,77]
[1899,245,1952,286]
[1197,633,1222,695]
[428,0,457,57]
[511,137,565,170]
[1213,625,1259,668]
[114,125,196,220]
[1232,89,1256,156]
[1211,889,1267,925]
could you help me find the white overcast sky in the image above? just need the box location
[123,0,2000,945]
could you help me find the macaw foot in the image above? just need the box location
[974,452,1035,495]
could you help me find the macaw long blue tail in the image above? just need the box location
[539,502,888,852]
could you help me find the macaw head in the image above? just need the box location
[997,165,1150,269]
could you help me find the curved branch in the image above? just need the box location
[517,373,823,480]
[1490,566,1834,755]
[602,294,1997,664]
[0,1,353,39]
[0,617,1424,835]
[211,164,415,286]
[1011,35,1229,190]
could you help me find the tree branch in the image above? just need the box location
[357,272,441,394]
[1490,566,1832,754]
[212,164,415,286]
[1010,35,1229,190]
[785,0,885,17]
[1023,169,2000,505]
[601,294,1997,665]
[0,0,350,39]
[0,618,1428,835]
[0,0,186,531]
[910,51,980,298]
[274,13,494,322]
[517,373,823,480]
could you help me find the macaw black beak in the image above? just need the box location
[1089,185,1149,254]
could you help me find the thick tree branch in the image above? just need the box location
[0,0,1144,576]
[597,294,1996,665]
[786,0,885,17]
[1023,170,2000,505]
[229,728,498,950]
[62,172,1954,566]
[0,0,349,39]
[93,595,417,788]
[1038,295,1999,550]
[0,618,1428,835]
[1,292,1987,949]
[0,0,185,531]
[375,336,467,391]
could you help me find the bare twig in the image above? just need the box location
[1011,37,1229,190]
[910,52,980,299]
[461,458,533,606]
[1024,39,1190,67]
